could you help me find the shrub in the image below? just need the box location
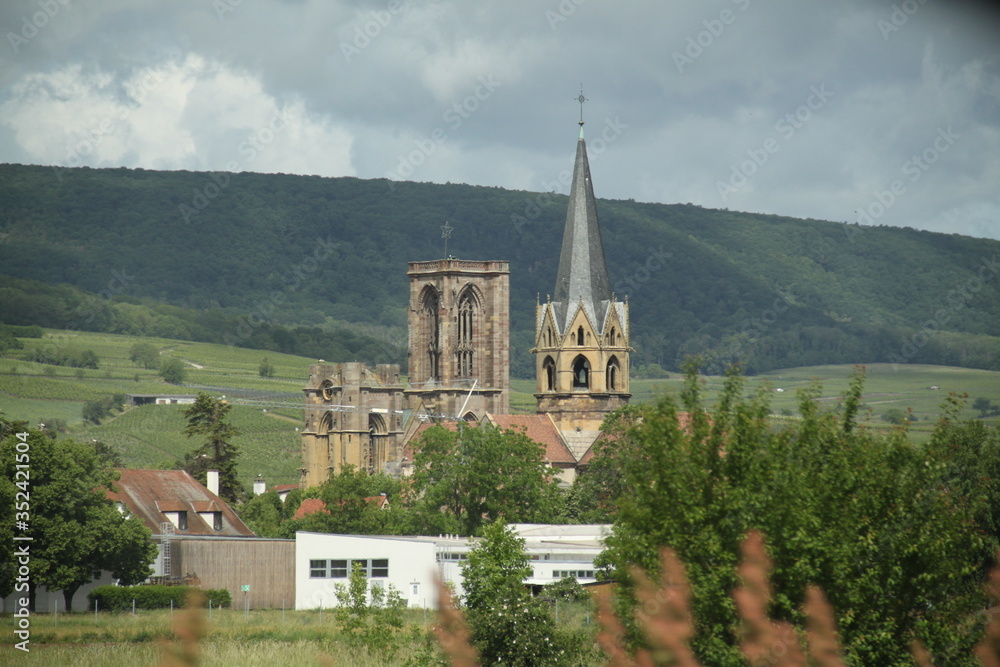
[88,585,231,611]
[159,357,187,384]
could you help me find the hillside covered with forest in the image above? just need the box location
[1,163,998,376]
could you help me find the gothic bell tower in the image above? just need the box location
[533,106,630,459]
[405,258,510,420]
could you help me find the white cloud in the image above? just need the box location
[0,54,355,176]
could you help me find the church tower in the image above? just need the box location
[533,113,630,459]
[405,258,510,420]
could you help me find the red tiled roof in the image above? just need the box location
[108,469,255,537]
[273,484,299,493]
[293,495,389,519]
[364,495,390,509]
[293,498,330,520]
[487,414,577,466]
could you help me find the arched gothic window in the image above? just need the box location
[572,355,591,389]
[577,325,585,346]
[607,356,621,391]
[543,356,556,391]
[457,289,477,377]
[422,288,441,381]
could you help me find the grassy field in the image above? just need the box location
[0,601,599,666]
[0,330,316,487]
[3,329,999,486]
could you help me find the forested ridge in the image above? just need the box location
[1,163,998,376]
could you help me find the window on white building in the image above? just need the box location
[309,558,388,579]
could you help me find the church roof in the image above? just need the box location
[485,414,576,466]
[550,127,613,334]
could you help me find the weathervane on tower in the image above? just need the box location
[576,84,588,127]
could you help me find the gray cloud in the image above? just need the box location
[1,0,998,239]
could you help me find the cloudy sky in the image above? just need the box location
[1,0,998,240]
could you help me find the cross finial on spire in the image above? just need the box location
[576,84,587,127]
[441,220,454,258]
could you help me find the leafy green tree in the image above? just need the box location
[598,367,989,666]
[159,357,187,384]
[82,394,126,425]
[881,407,908,424]
[0,417,157,610]
[181,393,245,503]
[79,349,99,369]
[973,397,1000,418]
[82,399,110,424]
[564,404,645,523]
[278,466,403,536]
[92,439,124,468]
[461,520,584,666]
[333,563,405,658]
[236,489,285,537]
[129,341,159,369]
[258,357,275,378]
[410,423,564,535]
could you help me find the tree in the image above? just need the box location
[461,520,584,666]
[79,349,99,369]
[410,423,564,535]
[129,341,159,369]
[181,393,245,503]
[159,357,187,384]
[564,404,646,523]
[973,397,1000,418]
[258,357,275,378]
[0,417,157,610]
[82,399,110,424]
[333,562,406,658]
[82,394,126,425]
[598,367,989,665]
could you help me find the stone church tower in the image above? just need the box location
[533,122,630,459]
[405,259,510,420]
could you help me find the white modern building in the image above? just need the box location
[294,524,609,610]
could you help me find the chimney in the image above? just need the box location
[253,476,267,496]
[207,470,220,496]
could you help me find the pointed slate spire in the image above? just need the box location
[551,126,612,333]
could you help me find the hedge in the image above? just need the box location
[87,585,232,611]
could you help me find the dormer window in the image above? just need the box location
[177,511,188,531]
